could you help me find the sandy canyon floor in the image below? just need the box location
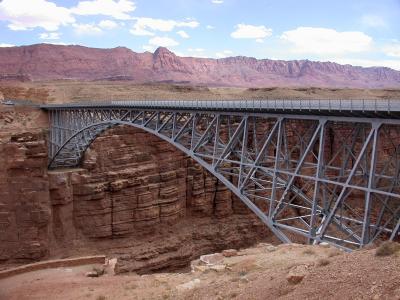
[1,243,399,300]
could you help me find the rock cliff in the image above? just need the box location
[0,108,272,273]
[0,44,399,88]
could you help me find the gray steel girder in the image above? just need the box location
[44,106,400,250]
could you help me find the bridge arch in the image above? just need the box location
[45,104,400,249]
[49,118,291,242]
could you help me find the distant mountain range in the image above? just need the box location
[0,44,399,88]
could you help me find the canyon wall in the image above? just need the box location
[2,106,398,272]
[0,108,272,273]
[47,126,272,273]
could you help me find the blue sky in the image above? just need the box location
[0,0,399,69]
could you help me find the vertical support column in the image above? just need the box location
[269,118,283,217]
[238,117,249,188]
[390,218,400,241]
[271,121,322,219]
[49,110,54,160]
[190,113,197,150]
[316,126,376,242]
[361,122,381,246]
[309,119,326,243]
[171,112,177,139]
[212,114,221,165]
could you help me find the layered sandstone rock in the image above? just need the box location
[44,125,271,272]
[0,131,51,262]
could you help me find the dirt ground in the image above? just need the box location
[1,81,400,104]
[0,243,399,300]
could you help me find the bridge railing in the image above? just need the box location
[109,99,400,113]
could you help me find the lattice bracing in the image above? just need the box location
[42,100,400,250]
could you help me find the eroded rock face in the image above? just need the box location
[45,125,272,273]
[0,115,272,272]
[2,114,399,274]
[49,127,269,272]
[0,131,51,262]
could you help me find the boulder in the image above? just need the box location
[222,249,238,257]
[200,253,224,265]
[287,265,309,284]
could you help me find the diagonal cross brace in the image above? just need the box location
[239,118,281,191]
[315,125,377,242]
[213,117,246,170]
[271,121,324,219]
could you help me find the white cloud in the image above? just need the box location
[142,44,156,52]
[73,23,103,35]
[71,0,135,20]
[0,43,15,47]
[99,19,118,29]
[231,24,272,40]
[361,14,387,28]
[177,30,190,39]
[39,32,61,40]
[215,50,233,58]
[281,27,372,55]
[383,43,400,58]
[43,41,68,45]
[0,0,74,31]
[256,38,264,43]
[148,36,179,47]
[206,25,214,30]
[212,0,224,4]
[130,17,199,36]
[130,27,154,36]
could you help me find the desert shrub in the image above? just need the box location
[302,248,315,255]
[327,249,341,257]
[316,258,330,266]
[375,241,400,257]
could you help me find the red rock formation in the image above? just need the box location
[0,131,51,262]
[0,44,399,88]
[1,108,398,273]
[0,115,273,272]
[45,126,272,273]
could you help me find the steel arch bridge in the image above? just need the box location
[41,99,400,250]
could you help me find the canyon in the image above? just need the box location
[0,105,274,273]
[0,83,399,277]
[0,44,400,89]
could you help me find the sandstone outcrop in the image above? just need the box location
[0,131,51,262]
[46,125,272,273]
[1,106,398,273]
[0,113,273,272]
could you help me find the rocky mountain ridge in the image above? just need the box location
[0,44,399,88]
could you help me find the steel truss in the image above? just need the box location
[45,106,400,249]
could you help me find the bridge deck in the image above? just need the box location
[40,99,400,118]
